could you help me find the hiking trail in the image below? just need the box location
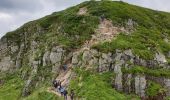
[47,17,127,99]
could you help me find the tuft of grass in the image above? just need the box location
[122,65,170,78]
[146,81,166,96]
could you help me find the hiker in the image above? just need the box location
[70,90,74,100]
[58,80,62,88]
[100,14,105,22]
[52,79,56,87]
[63,64,68,71]
[60,86,65,96]
[63,89,68,100]
[52,80,57,88]
[57,80,62,92]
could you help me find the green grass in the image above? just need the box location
[122,65,170,78]
[3,0,170,54]
[92,26,170,60]
[2,1,170,99]
[23,87,62,100]
[69,68,139,100]
[87,1,170,29]
[0,73,24,100]
[146,81,166,96]
[0,72,61,100]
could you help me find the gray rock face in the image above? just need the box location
[82,50,92,65]
[22,60,39,96]
[49,46,65,74]
[98,53,112,72]
[72,52,80,65]
[43,51,50,66]
[135,75,146,97]
[50,46,64,64]
[10,45,18,53]
[164,79,170,96]
[0,38,8,58]
[50,52,62,64]
[126,19,136,32]
[114,62,123,91]
[154,52,167,63]
[15,43,25,68]
[123,74,132,93]
[22,79,32,96]
[0,56,15,72]
[113,50,124,91]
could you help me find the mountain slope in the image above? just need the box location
[0,1,170,100]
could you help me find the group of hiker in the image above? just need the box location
[53,79,74,100]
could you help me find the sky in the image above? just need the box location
[0,0,170,38]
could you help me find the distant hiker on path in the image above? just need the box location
[60,86,65,96]
[63,89,68,100]
[101,14,105,22]
[63,64,68,71]
[70,90,74,100]
[52,79,56,87]
[53,80,58,88]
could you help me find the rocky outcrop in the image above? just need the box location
[77,7,88,15]
[50,46,65,75]
[164,79,170,96]
[15,43,24,69]
[22,60,39,96]
[71,48,170,98]
[0,38,15,72]
[0,56,15,72]
[154,52,167,63]
[135,75,146,97]
[43,51,50,66]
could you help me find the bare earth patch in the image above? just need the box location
[77,7,88,15]
[82,19,128,49]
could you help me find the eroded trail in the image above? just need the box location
[47,64,73,99]
[82,18,127,51]
[47,16,128,99]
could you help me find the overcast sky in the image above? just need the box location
[0,0,170,38]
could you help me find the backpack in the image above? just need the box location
[60,87,65,93]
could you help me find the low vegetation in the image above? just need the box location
[1,0,170,99]
[122,65,170,78]
[23,87,62,100]
[69,68,139,100]
[146,81,166,96]
[0,73,24,100]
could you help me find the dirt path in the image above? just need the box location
[82,18,127,51]
[47,87,71,100]
[47,64,73,100]
[46,15,128,99]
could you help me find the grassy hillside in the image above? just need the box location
[88,1,170,60]
[1,0,170,100]
[69,68,139,100]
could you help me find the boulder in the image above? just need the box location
[72,52,80,65]
[154,52,167,63]
[50,47,64,64]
